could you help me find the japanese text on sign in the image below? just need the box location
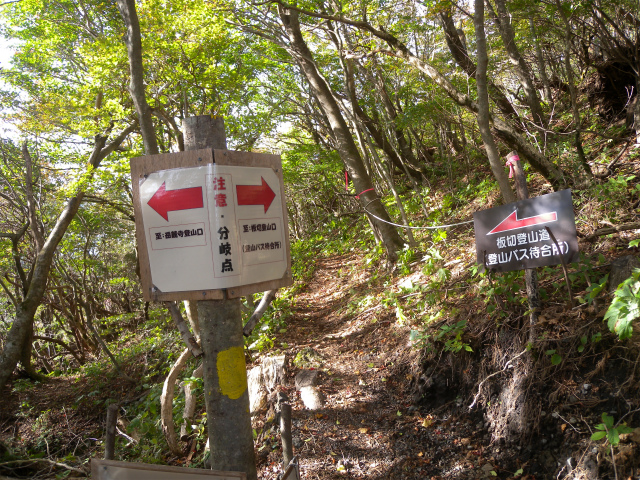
[473,190,579,273]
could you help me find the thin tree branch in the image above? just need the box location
[82,195,135,221]
[243,290,277,337]
[32,335,83,364]
[0,276,17,307]
[166,302,203,357]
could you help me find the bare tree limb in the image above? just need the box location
[0,276,17,307]
[166,302,203,357]
[243,290,277,337]
[585,222,640,241]
[116,0,159,155]
[33,335,84,364]
[161,348,191,455]
[0,458,87,475]
[82,194,135,221]
[22,142,45,252]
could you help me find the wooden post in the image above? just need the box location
[278,392,294,471]
[507,151,540,341]
[184,115,257,480]
[104,403,119,460]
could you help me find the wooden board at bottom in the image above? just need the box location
[91,459,247,480]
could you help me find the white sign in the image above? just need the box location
[138,164,287,294]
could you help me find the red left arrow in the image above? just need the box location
[147,182,204,221]
[236,177,276,213]
[488,210,557,235]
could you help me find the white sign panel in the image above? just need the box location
[138,164,287,294]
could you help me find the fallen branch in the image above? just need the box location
[0,458,86,476]
[595,138,632,178]
[584,222,640,241]
[468,348,529,410]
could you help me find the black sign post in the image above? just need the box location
[474,151,580,343]
[473,189,579,272]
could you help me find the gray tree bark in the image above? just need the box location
[161,348,192,455]
[198,299,256,479]
[490,0,547,127]
[529,19,553,105]
[116,0,159,156]
[474,0,517,204]
[554,0,593,178]
[440,8,520,120]
[278,6,405,261]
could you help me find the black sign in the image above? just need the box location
[473,189,579,273]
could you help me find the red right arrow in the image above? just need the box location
[236,177,276,213]
[488,210,557,235]
[147,182,204,221]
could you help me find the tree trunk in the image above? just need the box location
[490,0,547,126]
[635,80,640,145]
[474,0,517,204]
[183,116,257,480]
[116,0,159,156]
[348,61,425,181]
[367,62,427,180]
[529,19,553,105]
[366,130,417,246]
[0,129,134,391]
[279,7,405,261]
[554,0,593,178]
[197,299,256,478]
[440,8,520,120]
[270,5,566,187]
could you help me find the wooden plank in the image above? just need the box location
[91,459,246,480]
[130,148,291,302]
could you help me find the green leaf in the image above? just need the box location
[607,429,620,446]
[617,425,634,434]
[590,431,607,441]
[551,354,562,365]
[602,413,614,428]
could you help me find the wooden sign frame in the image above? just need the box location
[91,459,247,480]
[131,148,292,301]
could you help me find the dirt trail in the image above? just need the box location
[255,254,488,480]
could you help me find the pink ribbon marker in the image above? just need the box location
[506,154,520,178]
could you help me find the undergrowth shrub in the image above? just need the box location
[605,268,640,340]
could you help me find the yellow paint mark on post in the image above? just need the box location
[217,346,247,399]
